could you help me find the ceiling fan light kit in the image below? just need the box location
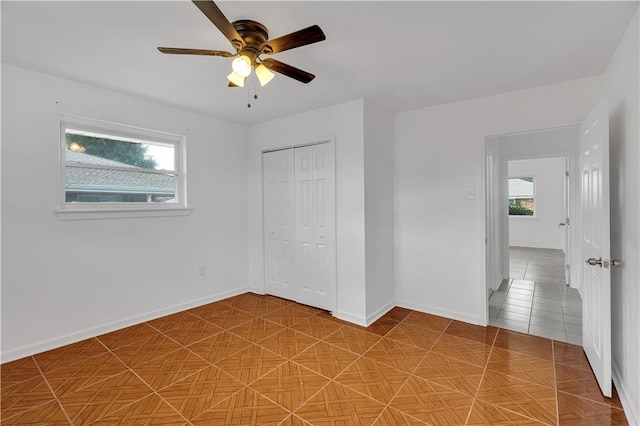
[158,0,325,91]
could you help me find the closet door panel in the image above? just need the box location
[263,149,296,301]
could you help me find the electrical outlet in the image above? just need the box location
[198,265,206,276]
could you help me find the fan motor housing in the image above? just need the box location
[233,20,269,48]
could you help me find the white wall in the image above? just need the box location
[508,157,567,250]
[247,99,368,324]
[1,64,249,361]
[394,76,602,325]
[605,9,640,425]
[363,100,395,322]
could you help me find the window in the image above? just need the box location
[508,176,535,216]
[60,116,186,213]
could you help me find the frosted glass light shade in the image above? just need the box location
[255,64,275,86]
[227,71,246,87]
[232,55,252,77]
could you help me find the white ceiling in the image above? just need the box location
[2,1,638,125]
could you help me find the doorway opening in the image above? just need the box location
[485,126,582,344]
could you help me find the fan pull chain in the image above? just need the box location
[247,77,258,108]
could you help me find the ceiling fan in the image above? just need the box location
[157,0,326,88]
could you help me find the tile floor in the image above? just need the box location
[1,292,625,425]
[489,247,582,345]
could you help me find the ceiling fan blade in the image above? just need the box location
[157,47,235,57]
[261,58,315,83]
[192,0,244,49]
[228,81,240,87]
[262,25,325,54]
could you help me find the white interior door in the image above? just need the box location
[263,143,336,312]
[294,144,336,311]
[263,149,296,302]
[580,100,611,397]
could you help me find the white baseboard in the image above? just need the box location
[334,310,367,327]
[1,287,250,363]
[366,300,395,326]
[395,299,483,326]
[613,360,640,426]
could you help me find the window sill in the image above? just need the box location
[56,207,193,221]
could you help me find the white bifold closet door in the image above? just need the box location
[263,143,336,312]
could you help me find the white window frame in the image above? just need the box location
[58,115,189,219]
[508,175,537,218]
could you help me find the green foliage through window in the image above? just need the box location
[509,204,534,216]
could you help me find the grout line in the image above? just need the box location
[30,355,73,425]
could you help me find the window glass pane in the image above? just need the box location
[65,166,176,203]
[508,177,534,216]
[65,129,175,171]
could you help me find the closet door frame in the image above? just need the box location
[262,138,336,312]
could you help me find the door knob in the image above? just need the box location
[611,259,623,267]
[558,223,566,227]
[585,257,603,267]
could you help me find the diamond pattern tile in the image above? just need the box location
[215,344,287,384]
[158,365,244,421]
[59,370,153,425]
[1,375,56,420]
[466,399,545,425]
[33,338,108,374]
[445,320,499,345]
[93,393,187,425]
[557,391,628,425]
[261,307,313,327]
[401,311,452,332]
[335,356,409,404]
[1,356,42,388]
[324,325,381,354]
[553,341,591,371]
[476,370,557,425]
[112,333,182,368]
[203,308,257,329]
[257,328,319,359]
[363,337,427,373]
[413,351,485,395]
[229,318,285,343]
[292,341,359,379]
[191,387,290,425]
[389,375,474,425]
[97,323,160,350]
[360,317,401,336]
[2,293,629,425]
[372,407,428,425]
[147,310,202,333]
[186,331,252,364]
[187,300,235,320]
[162,318,224,346]
[250,361,330,410]
[555,363,623,408]
[295,381,385,425]
[385,322,442,350]
[493,329,553,361]
[43,352,128,396]
[1,400,70,425]
[130,347,211,391]
[430,333,493,367]
[290,316,344,339]
[381,307,413,322]
[279,414,313,425]
[487,346,555,388]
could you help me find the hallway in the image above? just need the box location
[489,247,582,344]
